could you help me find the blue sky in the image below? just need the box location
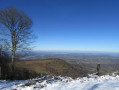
[0,0,119,52]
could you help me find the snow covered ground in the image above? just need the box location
[1,73,119,90]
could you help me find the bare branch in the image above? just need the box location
[0,7,35,64]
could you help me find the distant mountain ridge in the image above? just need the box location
[21,51,119,64]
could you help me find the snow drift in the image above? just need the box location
[0,72,119,90]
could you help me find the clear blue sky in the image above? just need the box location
[0,0,119,52]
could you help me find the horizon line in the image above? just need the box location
[32,49,119,53]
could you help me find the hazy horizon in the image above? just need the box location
[31,50,119,54]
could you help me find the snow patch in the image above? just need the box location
[1,73,119,90]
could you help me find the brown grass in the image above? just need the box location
[14,58,87,78]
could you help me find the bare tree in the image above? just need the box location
[0,7,34,71]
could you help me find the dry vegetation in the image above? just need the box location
[14,58,88,78]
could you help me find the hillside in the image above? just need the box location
[14,58,88,78]
[71,63,119,75]
[14,58,119,78]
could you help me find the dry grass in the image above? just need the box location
[14,58,87,78]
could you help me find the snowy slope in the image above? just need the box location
[1,73,119,90]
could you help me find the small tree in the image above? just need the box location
[97,64,101,75]
[0,7,34,78]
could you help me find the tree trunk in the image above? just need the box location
[11,50,15,80]
[11,34,15,80]
[0,66,1,79]
[12,50,15,65]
